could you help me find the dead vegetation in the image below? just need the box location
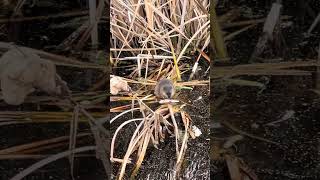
[110,0,209,179]
[0,0,108,179]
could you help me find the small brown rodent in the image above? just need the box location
[154,79,175,99]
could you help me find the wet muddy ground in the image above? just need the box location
[0,123,107,180]
[211,75,320,180]
[212,0,320,179]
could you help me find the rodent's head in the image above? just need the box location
[155,79,175,99]
[159,84,174,99]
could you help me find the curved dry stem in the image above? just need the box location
[108,108,140,124]
[110,118,143,161]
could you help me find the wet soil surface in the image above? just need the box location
[212,0,320,179]
[217,0,320,62]
[0,123,107,180]
[211,76,320,180]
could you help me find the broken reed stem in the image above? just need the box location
[221,120,281,146]
[110,118,144,162]
[175,111,189,178]
[210,4,228,59]
[168,104,180,157]
[130,129,151,179]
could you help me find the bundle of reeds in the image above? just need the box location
[110,0,210,179]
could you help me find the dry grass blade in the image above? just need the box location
[0,111,106,123]
[221,120,281,146]
[9,146,96,180]
[89,0,98,47]
[211,4,228,58]
[12,0,26,15]
[168,104,180,157]
[69,105,80,180]
[57,20,89,50]
[111,0,209,63]
[0,154,95,160]
[76,0,105,49]
[0,42,104,69]
[224,24,256,41]
[130,129,151,179]
[176,21,210,63]
[175,111,190,177]
[308,13,320,34]
[110,0,209,178]
[118,125,147,180]
[110,118,144,162]
[107,108,140,124]
[213,60,320,79]
[77,105,110,179]
[0,133,89,155]
[225,154,242,180]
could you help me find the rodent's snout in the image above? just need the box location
[162,86,173,98]
[154,79,175,99]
